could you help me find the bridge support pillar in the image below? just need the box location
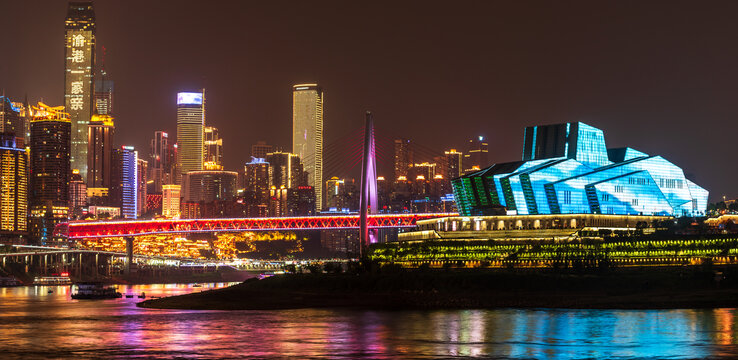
[359,111,378,257]
[125,236,134,275]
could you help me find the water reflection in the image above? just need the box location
[0,285,737,358]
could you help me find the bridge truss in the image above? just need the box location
[54,213,455,240]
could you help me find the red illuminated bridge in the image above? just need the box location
[54,213,456,240]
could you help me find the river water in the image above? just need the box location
[1,284,738,359]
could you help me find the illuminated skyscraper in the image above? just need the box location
[244,157,271,212]
[463,136,488,174]
[176,91,205,179]
[265,151,304,189]
[137,158,147,216]
[111,146,137,219]
[203,126,223,170]
[149,131,175,193]
[0,133,27,242]
[29,103,71,244]
[87,114,114,188]
[94,68,113,115]
[393,138,412,182]
[444,149,463,179]
[161,184,181,219]
[68,170,87,218]
[292,84,323,210]
[65,1,96,180]
[324,177,345,210]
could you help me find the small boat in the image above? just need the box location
[192,284,202,288]
[125,294,134,298]
[71,282,122,300]
[138,292,146,299]
[47,290,54,294]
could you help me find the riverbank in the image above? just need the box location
[138,266,738,310]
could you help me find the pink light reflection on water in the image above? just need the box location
[1,285,738,358]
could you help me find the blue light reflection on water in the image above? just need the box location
[0,284,737,359]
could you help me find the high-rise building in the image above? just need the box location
[111,146,138,219]
[393,138,412,182]
[463,136,488,174]
[68,170,87,219]
[0,96,25,146]
[29,103,71,244]
[324,177,345,210]
[269,186,288,216]
[203,126,223,170]
[251,141,272,159]
[176,90,205,179]
[324,177,359,211]
[149,131,176,193]
[265,151,304,189]
[162,184,181,219]
[244,157,271,210]
[13,98,33,146]
[444,149,463,180]
[292,84,324,210]
[87,114,114,188]
[137,158,147,217]
[94,68,113,115]
[65,1,96,181]
[181,170,238,203]
[0,133,27,242]
[287,186,316,216]
[410,162,436,181]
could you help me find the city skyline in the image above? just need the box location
[1,1,737,201]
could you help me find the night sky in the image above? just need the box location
[1,0,736,201]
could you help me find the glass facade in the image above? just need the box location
[292,84,323,210]
[177,90,205,177]
[453,122,708,217]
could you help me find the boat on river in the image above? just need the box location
[33,275,72,286]
[71,282,122,300]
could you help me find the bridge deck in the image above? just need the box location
[54,213,456,239]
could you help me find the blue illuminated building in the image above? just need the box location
[452,122,708,217]
[112,146,138,219]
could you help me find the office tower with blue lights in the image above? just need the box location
[29,103,71,244]
[452,122,708,217]
[176,91,205,181]
[292,84,323,210]
[65,1,96,180]
[112,146,138,219]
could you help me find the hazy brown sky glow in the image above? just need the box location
[1,0,736,201]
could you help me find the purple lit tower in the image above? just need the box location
[359,111,378,252]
